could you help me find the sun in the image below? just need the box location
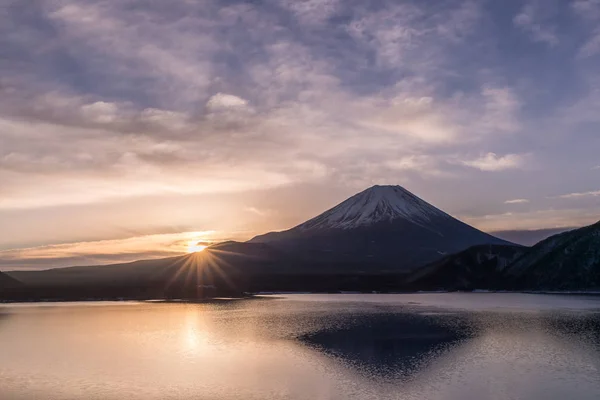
[187,241,208,253]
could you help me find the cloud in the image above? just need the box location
[383,155,453,178]
[504,198,530,204]
[385,155,435,171]
[206,93,249,110]
[435,1,481,42]
[0,115,298,209]
[244,206,270,217]
[461,153,527,171]
[80,101,119,124]
[478,86,521,134]
[45,1,217,106]
[2,90,192,136]
[462,208,600,232]
[0,62,527,210]
[513,2,559,46]
[558,190,600,199]
[572,0,600,17]
[572,0,600,57]
[559,75,600,124]
[346,1,481,71]
[358,95,459,144]
[579,29,600,57]
[280,0,341,25]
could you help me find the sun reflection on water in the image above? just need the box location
[182,309,209,356]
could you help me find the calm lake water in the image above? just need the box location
[1,293,600,400]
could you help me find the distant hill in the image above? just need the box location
[7,241,282,287]
[7,255,186,287]
[250,185,512,272]
[0,271,23,289]
[504,221,600,290]
[405,220,600,292]
[404,244,526,291]
[3,242,283,300]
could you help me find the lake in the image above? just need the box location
[1,294,600,400]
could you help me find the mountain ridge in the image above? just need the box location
[503,220,600,289]
[403,220,600,291]
[0,270,23,289]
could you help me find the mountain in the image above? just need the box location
[404,244,526,291]
[7,255,186,287]
[504,221,600,290]
[406,220,600,292]
[0,271,23,289]
[250,185,513,271]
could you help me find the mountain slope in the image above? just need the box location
[404,244,526,291]
[3,241,288,300]
[504,221,600,290]
[0,271,23,289]
[7,241,282,287]
[250,185,513,271]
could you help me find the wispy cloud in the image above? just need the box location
[206,93,250,110]
[0,231,220,270]
[244,206,270,217]
[462,208,600,232]
[572,0,600,57]
[580,30,600,57]
[558,190,600,199]
[461,153,528,171]
[572,0,600,16]
[505,198,530,204]
[280,0,342,25]
[513,2,559,46]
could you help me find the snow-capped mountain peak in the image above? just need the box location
[248,184,512,271]
[295,185,450,230]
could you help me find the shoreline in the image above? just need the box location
[2,291,600,304]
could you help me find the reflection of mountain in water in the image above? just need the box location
[298,307,600,391]
[300,312,474,380]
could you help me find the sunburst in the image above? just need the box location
[163,245,242,298]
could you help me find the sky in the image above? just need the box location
[1,0,600,270]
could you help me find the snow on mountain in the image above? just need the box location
[296,185,450,231]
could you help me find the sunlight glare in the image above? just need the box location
[187,241,207,253]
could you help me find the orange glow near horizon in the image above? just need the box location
[1,230,228,270]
